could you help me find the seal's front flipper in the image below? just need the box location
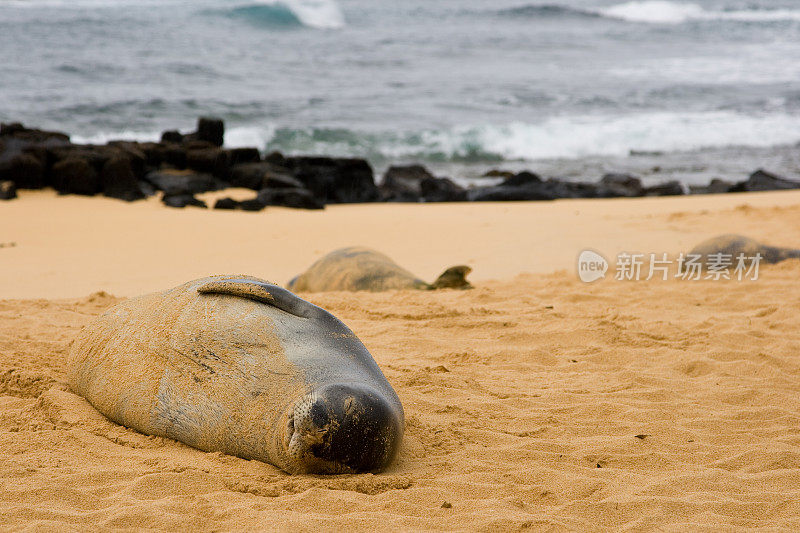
[430,266,473,290]
[198,278,320,319]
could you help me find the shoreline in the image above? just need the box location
[4,188,800,299]
[3,118,800,211]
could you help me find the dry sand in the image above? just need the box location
[2,191,800,530]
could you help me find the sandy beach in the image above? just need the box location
[4,188,800,298]
[2,192,800,530]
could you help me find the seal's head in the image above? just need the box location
[279,383,403,474]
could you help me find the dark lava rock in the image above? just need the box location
[547,179,617,199]
[186,146,231,177]
[644,180,684,196]
[107,142,147,179]
[161,130,184,144]
[0,180,17,200]
[264,151,286,165]
[144,169,223,195]
[501,171,542,188]
[0,124,70,188]
[284,156,379,204]
[238,198,266,212]
[214,197,239,210]
[421,177,467,202]
[599,173,644,197]
[483,169,515,179]
[263,171,304,190]
[162,193,207,208]
[0,123,70,144]
[49,145,123,178]
[189,117,225,147]
[52,157,100,195]
[730,169,800,192]
[227,147,261,166]
[257,187,325,210]
[468,182,556,202]
[0,153,45,189]
[380,165,435,201]
[228,163,268,190]
[163,145,188,169]
[689,178,734,195]
[468,176,624,202]
[212,196,266,211]
[101,156,145,202]
[228,162,301,190]
[196,117,224,147]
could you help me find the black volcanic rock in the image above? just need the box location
[0,180,17,200]
[144,169,223,195]
[186,146,231,178]
[101,156,145,202]
[212,196,267,211]
[644,180,684,196]
[284,156,379,203]
[238,198,267,211]
[257,187,325,210]
[214,197,239,210]
[228,162,268,190]
[380,165,435,201]
[228,162,302,190]
[263,171,305,190]
[730,169,800,192]
[468,182,557,202]
[420,177,467,202]
[162,193,207,208]
[52,157,100,195]
[501,171,542,188]
[107,141,148,179]
[599,173,644,197]
[196,117,224,147]
[0,124,70,189]
[160,130,184,144]
[689,178,734,195]
[227,147,261,166]
[0,153,45,189]
[483,169,515,179]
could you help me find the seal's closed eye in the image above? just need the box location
[198,279,318,319]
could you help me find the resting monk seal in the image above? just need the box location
[689,234,800,264]
[68,275,404,474]
[287,247,472,292]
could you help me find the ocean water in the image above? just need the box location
[2,0,800,183]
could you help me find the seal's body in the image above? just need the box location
[689,234,800,265]
[287,247,472,292]
[68,276,403,474]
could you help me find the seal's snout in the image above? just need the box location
[286,384,402,474]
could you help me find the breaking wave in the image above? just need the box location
[493,1,800,24]
[220,0,344,29]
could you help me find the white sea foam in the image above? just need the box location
[600,1,800,24]
[245,0,345,28]
[71,125,276,148]
[2,0,347,28]
[70,112,800,163]
[600,1,705,24]
[71,130,162,145]
[435,112,800,160]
